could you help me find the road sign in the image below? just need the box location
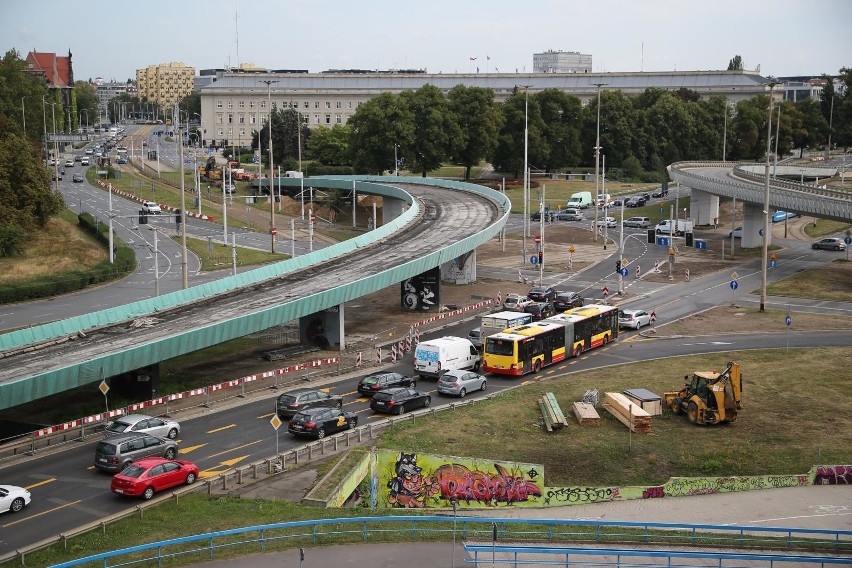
[759,228,764,236]
[98,380,109,395]
[568,245,575,253]
[619,267,628,277]
[770,252,778,261]
[669,248,676,257]
[530,255,538,265]
[271,227,278,236]
[534,236,541,244]
[730,280,739,290]
[731,272,739,280]
[650,311,657,322]
[602,286,609,298]
[845,236,852,245]
[270,414,282,431]
[770,260,776,269]
[785,314,792,327]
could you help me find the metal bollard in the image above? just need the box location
[222,474,227,490]
[253,464,258,478]
[237,468,243,484]
[334,437,338,451]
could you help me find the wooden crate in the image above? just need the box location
[623,388,663,416]
[572,402,600,426]
[603,392,652,433]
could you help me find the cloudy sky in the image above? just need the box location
[3,0,849,82]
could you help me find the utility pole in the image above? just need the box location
[592,83,607,242]
[262,79,279,253]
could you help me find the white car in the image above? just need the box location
[0,485,31,514]
[80,157,90,166]
[503,294,533,311]
[727,226,743,239]
[618,309,651,329]
[142,201,162,214]
[436,369,487,398]
[104,413,180,439]
[594,217,617,229]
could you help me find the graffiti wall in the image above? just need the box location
[375,449,544,508]
[400,267,441,311]
[441,250,477,284]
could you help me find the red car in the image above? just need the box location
[111,458,199,500]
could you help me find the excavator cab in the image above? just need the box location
[665,362,743,425]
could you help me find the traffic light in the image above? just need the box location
[175,209,182,225]
[538,250,543,264]
[615,260,621,272]
[139,210,148,225]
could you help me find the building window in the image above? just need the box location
[314,114,320,124]
[347,101,353,109]
[217,128,223,136]
[238,101,245,109]
[336,101,342,109]
[304,101,309,109]
[314,101,320,109]
[216,100,223,109]
[250,114,256,124]
[239,128,246,137]
[325,102,331,109]
[227,101,234,109]
[217,114,224,124]
[238,114,245,124]
[325,114,331,124]
[260,100,267,109]
[249,100,255,109]
[336,114,342,124]
[227,114,233,124]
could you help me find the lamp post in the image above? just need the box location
[520,84,532,261]
[722,100,728,161]
[81,109,89,134]
[592,83,607,242]
[41,94,48,161]
[760,79,781,313]
[178,117,189,289]
[49,102,59,190]
[261,79,279,253]
[21,97,26,133]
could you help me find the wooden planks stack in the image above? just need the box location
[539,392,569,432]
[572,402,600,426]
[603,392,652,433]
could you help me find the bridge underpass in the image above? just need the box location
[0,177,508,410]
[669,162,852,249]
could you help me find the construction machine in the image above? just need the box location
[664,362,743,425]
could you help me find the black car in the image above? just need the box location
[530,209,555,222]
[524,302,556,320]
[276,388,343,418]
[626,196,647,208]
[652,187,669,198]
[527,286,556,303]
[287,407,357,439]
[357,371,416,396]
[370,387,431,415]
[553,291,584,311]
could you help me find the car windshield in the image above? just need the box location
[119,465,146,478]
[106,421,131,433]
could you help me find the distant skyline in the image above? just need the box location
[3,0,849,83]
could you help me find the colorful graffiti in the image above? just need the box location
[814,465,852,485]
[662,474,809,497]
[376,450,544,509]
[543,486,619,505]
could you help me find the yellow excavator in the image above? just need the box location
[664,362,743,425]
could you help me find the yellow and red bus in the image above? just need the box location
[483,303,618,376]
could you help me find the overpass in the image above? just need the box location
[668,161,852,248]
[0,177,508,410]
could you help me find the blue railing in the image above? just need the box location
[47,516,852,568]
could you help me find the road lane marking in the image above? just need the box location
[257,412,276,419]
[178,444,208,455]
[207,440,261,459]
[2,500,82,528]
[25,478,56,490]
[207,424,236,434]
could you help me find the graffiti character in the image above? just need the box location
[387,452,439,508]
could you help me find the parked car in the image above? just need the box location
[727,226,743,239]
[276,388,342,418]
[287,407,357,439]
[812,237,847,251]
[436,369,487,397]
[110,457,199,500]
[651,187,669,198]
[370,387,431,415]
[72,173,84,183]
[357,371,415,396]
[623,217,651,229]
[594,217,617,228]
[555,208,583,221]
[0,485,31,514]
[94,433,178,473]
[142,201,161,214]
[104,414,180,439]
[618,309,652,329]
[772,211,798,223]
[524,302,556,320]
[527,286,556,303]
[553,291,584,311]
[503,294,533,311]
[467,327,482,349]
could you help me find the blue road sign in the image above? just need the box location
[730,281,739,290]
[530,255,538,265]
[770,260,777,268]
[845,236,852,245]
[785,314,792,327]
[619,267,629,277]
[759,228,764,236]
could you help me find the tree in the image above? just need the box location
[833,67,852,149]
[400,84,461,177]
[492,88,546,178]
[447,85,502,179]
[73,81,98,131]
[0,49,49,143]
[727,56,743,71]
[348,92,414,174]
[306,125,351,166]
[534,89,583,172]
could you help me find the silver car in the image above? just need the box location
[104,414,180,439]
[436,369,487,398]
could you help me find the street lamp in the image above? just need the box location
[21,97,26,133]
[592,82,607,242]
[760,78,781,313]
[519,84,532,260]
[261,79,279,253]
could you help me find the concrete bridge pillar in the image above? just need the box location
[441,249,477,284]
[299,304,346,351]
[689,189,720,226]
[741,203,769,249]
[382,196,407,224]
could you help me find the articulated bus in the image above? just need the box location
[483,303,618,376]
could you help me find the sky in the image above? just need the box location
[3,0,850,83]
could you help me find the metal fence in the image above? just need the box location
[44,516,851,568]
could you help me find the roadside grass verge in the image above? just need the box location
[766,259,852,301]
[173,234,288,272]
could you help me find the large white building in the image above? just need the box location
[197,69,773,149]
[533,50,592,74]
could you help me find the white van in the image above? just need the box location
[654,219,694,236]
[567,191,593,209]
[414,336,481,379]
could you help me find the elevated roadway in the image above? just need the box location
[0,177,508,409]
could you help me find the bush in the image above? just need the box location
[0,225,26,257]
[305,164,355,177]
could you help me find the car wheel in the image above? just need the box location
[348,417,357,429]
[10,497,25,513]
[316,427,326,439]
[459,388,467,398]
[410,381,416,389]
[186,472,197,485]
[164,448,177,460]
[167,428,178,439]
[481,380,487,392]
[423,397,431,408]
[335,401,343,409]
[397,405,406,415]
[473,360,481,371]
[812,244,819,249]
[143,487,155,500]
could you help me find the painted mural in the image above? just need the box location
[376,450,544,508]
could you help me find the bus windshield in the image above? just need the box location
[485,337,514,356]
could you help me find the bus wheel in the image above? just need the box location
[573,346,581,358]
[534,361,541,373]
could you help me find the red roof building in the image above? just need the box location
[26,50,74,88]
